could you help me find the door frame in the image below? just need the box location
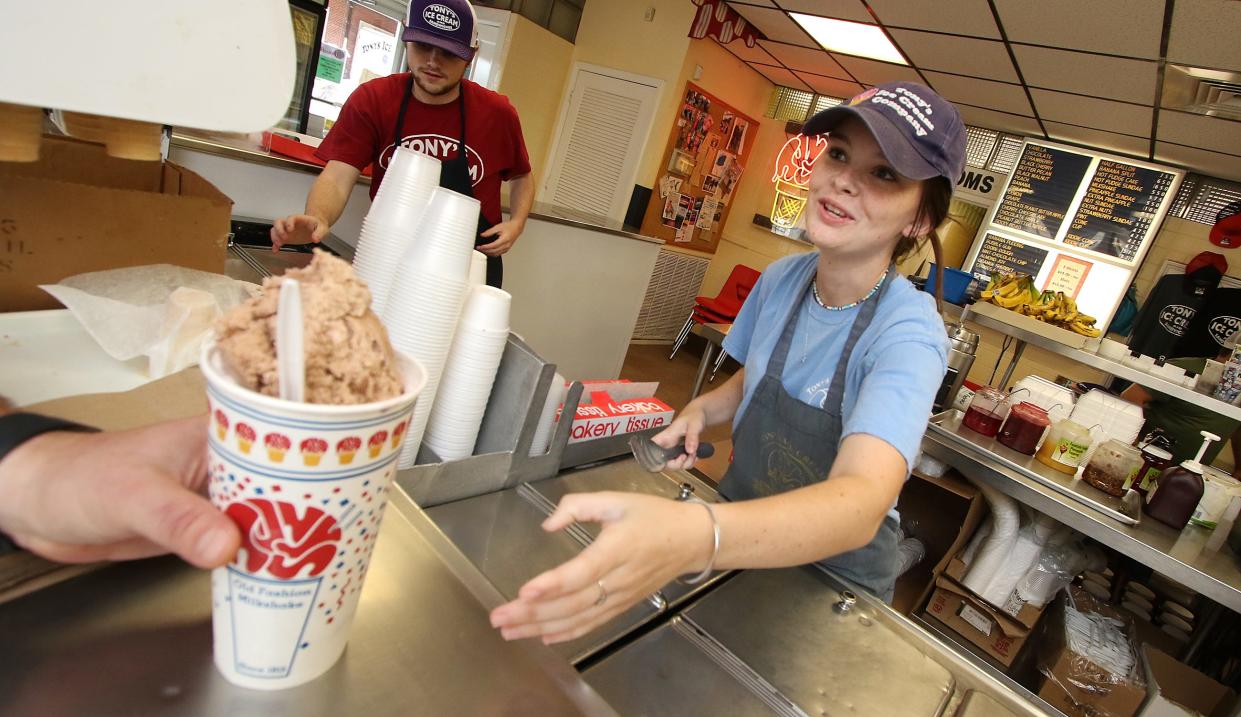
[539,61,664,216]
[471,7,515,90]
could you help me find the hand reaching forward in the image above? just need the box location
[489,491,714,644]
[0,416,240,568]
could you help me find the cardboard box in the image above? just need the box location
[0,134,231,311]
[895,468,986,614]
[1037,594,1148,717]
[924,574,1038,669]
[561,381,674,443]
[944,554,1046,629]
[1139,646,1235,717]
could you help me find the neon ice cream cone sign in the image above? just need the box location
[771,134,828,228]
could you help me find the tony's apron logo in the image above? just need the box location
[1158,304,1195,337]
[1210,315,1240,348]
[380,134,484,186]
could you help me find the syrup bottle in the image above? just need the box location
[1145,431,1221,530]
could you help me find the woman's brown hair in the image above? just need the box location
[893,176,953,314]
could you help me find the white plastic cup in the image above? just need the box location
[459,285,512,332]
[468,251,487,288]
[424,325,507,461]
[353,223,418,315]
[373,147,440,205]
[529,373,567,457]
[405,187,480,280]
[201,341,427,690]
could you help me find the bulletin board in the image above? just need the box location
[639,83,759,254]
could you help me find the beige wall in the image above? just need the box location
[496,15,574,194]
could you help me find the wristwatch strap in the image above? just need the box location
[0,413,98,554]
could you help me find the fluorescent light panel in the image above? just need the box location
[791,13,907,65]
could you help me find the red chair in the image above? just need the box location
[668,264,761,360]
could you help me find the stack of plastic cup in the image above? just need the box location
[528,373,567,457]
[382,187,482,467]
[468,250,487,288]
[423,286,512,461]
[352,148,441,314]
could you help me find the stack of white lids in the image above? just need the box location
[1012,375,1075,423]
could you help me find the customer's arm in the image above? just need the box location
[271,160,362,250]
[478,172,536,257]
[0,416,239,568]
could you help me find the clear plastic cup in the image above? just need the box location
[459,286,511,333]
[201,341,427,690]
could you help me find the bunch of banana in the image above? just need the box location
[980,274,1102,337]
[979,272,1037,308]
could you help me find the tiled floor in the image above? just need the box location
[619,339,735,484]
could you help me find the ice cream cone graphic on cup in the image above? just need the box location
[300,438,328,466]
[368,430,388,459]
[236,423,256,454]
[336,436,361,465]
[265,432,291,463]
[214,409,230,440]
[391,420,407,449]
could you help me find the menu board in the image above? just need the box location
[1063,160,1178,262]
[971,233,1049,280]
[992,144,1092,240]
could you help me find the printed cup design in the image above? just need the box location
[227,499,341,579]
[337,436,361,465]
[265,432,291,463]
[236,423,256,454]
[300,438,328,467]
[367,430,388,459]
[391,420,407,449]
[215,409,230,440]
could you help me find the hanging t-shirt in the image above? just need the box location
[722,252,949,474]
[1127,271,1221,360]
[316,75,531,226]
[1176,288,1241,359]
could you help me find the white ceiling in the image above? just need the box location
[719,0,1241,181]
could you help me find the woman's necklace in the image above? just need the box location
[811,271,885,311]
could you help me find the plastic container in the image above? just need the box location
[1190,466,1241,529]
[1011,375,1075,423]
[998,401,1051,455]
[1147,431,1219,530]
[1069,389,1145,461]
[962,386,1009,438]
[1081,438,1143,497]
[1133,437,1174,499]
[1036,419,1093,474]
[924,263,973,305]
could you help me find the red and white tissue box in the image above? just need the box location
[561,381,674,443]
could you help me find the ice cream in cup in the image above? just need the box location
[203,252,427,690]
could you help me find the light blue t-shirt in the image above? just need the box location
[722,252,948,476]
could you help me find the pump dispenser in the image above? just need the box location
[1146,431,1221,529]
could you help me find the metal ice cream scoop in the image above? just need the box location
[628,434,715,472]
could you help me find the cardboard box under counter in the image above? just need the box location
[0,134,231,312]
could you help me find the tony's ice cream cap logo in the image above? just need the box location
[423,3,460,30]
[848,88,878,106]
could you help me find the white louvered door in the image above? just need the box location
[541,65,661,221]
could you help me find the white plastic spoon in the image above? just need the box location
[277,278,306,402]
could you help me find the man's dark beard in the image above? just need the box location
[414,72,459,97]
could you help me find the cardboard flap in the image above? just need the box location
[1142,646,1236,717]
[26,368,207,430]
[0,135,163,192]
[934,574,1032,639]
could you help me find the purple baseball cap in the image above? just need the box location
[404,0,479,61]
[803,82,966,185]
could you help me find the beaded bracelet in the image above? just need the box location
[678,499,720,585]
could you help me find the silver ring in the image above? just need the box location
[593,580,607,607]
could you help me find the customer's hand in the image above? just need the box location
[489,491,713,644]
[270,214,328,251]
[0,416,239,569]
[652,404,708,470]
[476,218,526,257]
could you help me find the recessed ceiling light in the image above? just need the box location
[791,13,907,65]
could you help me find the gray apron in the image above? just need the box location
[719,266,902,602]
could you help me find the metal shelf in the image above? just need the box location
[959,305,1241,421]
[921,430,1241,613]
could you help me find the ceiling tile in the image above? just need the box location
[923,71,1032,117]
[722,39,780,65]
[1155,142,1241,183]
[867,0,1000,39]
[832,55,921,85]
[1030,89,1152,138]
[729,4,816,47]
[887,30,1019,83]
[778,0,872,24]
[994,0,1163,59]
[1167,0,1241,70]
[750,63,813,91]
[1157,110,1241,156]
[1012,45,1158,104]
[758,40,850,78]
[1043,123,1151,159]
[793,72,865,99]
[956,105,1043,136]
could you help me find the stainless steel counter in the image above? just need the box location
[0,488,616,717]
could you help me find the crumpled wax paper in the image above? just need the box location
[41,265,260,378]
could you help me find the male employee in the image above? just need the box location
[272,0,534,288]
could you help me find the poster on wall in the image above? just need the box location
[992,144,1092,241]
[639,82,760,254]
[1042,254,1092,298]
[1062,160,1178,262]
[971,232,1049,281]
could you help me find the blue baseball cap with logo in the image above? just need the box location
[404,0,479,61]
[803,82,966,185]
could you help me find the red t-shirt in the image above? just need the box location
[316,75,531,226]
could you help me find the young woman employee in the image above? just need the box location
[490,82,967,645]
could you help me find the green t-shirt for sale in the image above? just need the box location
[1140,358,1239,465]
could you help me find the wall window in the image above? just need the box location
[308,0,405,137]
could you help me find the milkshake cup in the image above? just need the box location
[201,340,426,690]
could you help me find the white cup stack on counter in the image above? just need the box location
[350,147,513,468]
